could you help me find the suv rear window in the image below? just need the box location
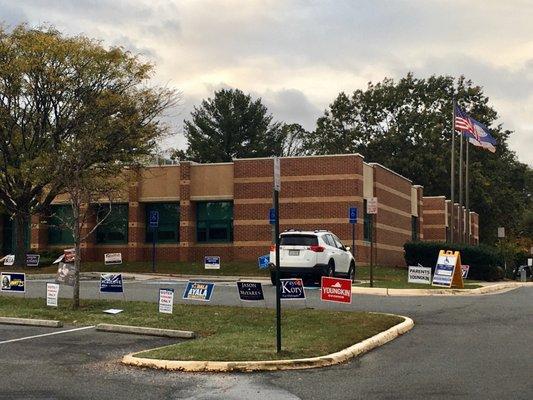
[280,234,318,246]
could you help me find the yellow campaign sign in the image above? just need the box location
[432,250,464,289]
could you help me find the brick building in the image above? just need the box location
[0,154,479,267]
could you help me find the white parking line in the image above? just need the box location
[0,325,95,345]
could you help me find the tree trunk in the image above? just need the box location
[73,240,81,310]
[14,214,29,268]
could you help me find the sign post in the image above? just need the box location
[349,207,357,261]
[366,198,378,287]
[273,156,282,353]
[149,210,159,273]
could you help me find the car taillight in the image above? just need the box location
[270,244,276,252]
[309,245,325,252]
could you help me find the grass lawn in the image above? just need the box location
[354,265,482,289]
[0,296,402,361]
[17,260,268,277]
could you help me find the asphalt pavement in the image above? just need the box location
[0,278,531,399]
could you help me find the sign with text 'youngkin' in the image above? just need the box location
[321,277,352,303]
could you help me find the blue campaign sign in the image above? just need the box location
[237,282,265,301]
[149,210,159,228]
[269,208,276,225]
[183,281,215,301]
[280,278,306,300]
[258,254,270,269]
[1,272,25,293]
[349,207,358,224]
[100,273,124,293]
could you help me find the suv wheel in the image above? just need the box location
[270,271,277,285]
[348,262,355,283]
[325,260,335,278]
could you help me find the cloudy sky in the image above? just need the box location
[1,0,532,165]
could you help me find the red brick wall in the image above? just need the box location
[422,196,447,242]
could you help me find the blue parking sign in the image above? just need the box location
[258,254,270,269]
[149,210,159,228]
[269,208,276,224]
[349,207,358,224]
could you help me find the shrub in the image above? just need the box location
[404,241,505,281]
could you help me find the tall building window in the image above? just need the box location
[196,201,233,243]
[145,203,180,243]
[95,204,128,244]
[48,205,74,245]
[412,216,419,241]
[363,199,373,241]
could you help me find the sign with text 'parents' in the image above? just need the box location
[158,288,174,314]
[237,282,264,301]
[280,278,306,300]
[3,255,14,266]
[104,253,122,265]
[204,256,220,270]
[183,281,215,301]
[100,273,124,293]
[1,272,25,292]
[320,277,352,304]
[46,283,59,307]
[408,265,432,285]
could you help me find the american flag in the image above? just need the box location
[454,105,480,141]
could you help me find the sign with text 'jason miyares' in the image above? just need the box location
[280,278,306,300]
[237,282,264,301]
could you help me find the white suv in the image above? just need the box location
[269,230,356,284]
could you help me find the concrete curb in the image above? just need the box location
[96,323,195,339]
[352,282,531,297]
[0,317,63,328]
[121,315,413,372]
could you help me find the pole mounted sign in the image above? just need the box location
[269,208,276,225]
[149,210,159,228]
[349,207,358,224]
[366,197,378,214]
[273,156,281,191]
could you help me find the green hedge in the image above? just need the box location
[404,241,505,281]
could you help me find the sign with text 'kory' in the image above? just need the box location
[280,278,306,300]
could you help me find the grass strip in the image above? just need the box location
[0,296,402,361]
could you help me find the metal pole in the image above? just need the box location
[352,222,355,259]
[152,227,157,273]
[274,189,281,353]
[466,140,470,244]
[450,99,456,243]
[459,125,464,243]
[370,214,374,288]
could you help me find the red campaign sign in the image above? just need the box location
[320,277,352,304]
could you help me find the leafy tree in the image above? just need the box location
[304,74,530,243]
[178,89,284,162]
[0,25,177,266]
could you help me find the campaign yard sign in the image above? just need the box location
[3,255,14,266]
[55,262,76,286]
[183,281,215,301]
[1,272,25,293]
[100,273,124,293]
[408,265,432,285]
[104,253,122,265]
[461,265,470,279]
[158,288,174,314]
[432,250,464,288]
[26,254,40,267]
[237,282,265,301]
[204,256,220,270]
[46,283,59,307]
[280,278,306,300]
[320,277,352,304]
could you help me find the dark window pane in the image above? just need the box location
[196,201,233,243]
[95,204,128,244]
[144,203,180,243]
[280,235,318,246]
[48,205,74,245]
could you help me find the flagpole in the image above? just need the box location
[459,120,464,244]
[450,98,455,243]
[466,138,470,244]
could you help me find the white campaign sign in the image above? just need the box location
[159,288,174,314]
[3,255,14,266]
[46,283,59,307]
[104,253,122,265]
[408,265,432,284]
